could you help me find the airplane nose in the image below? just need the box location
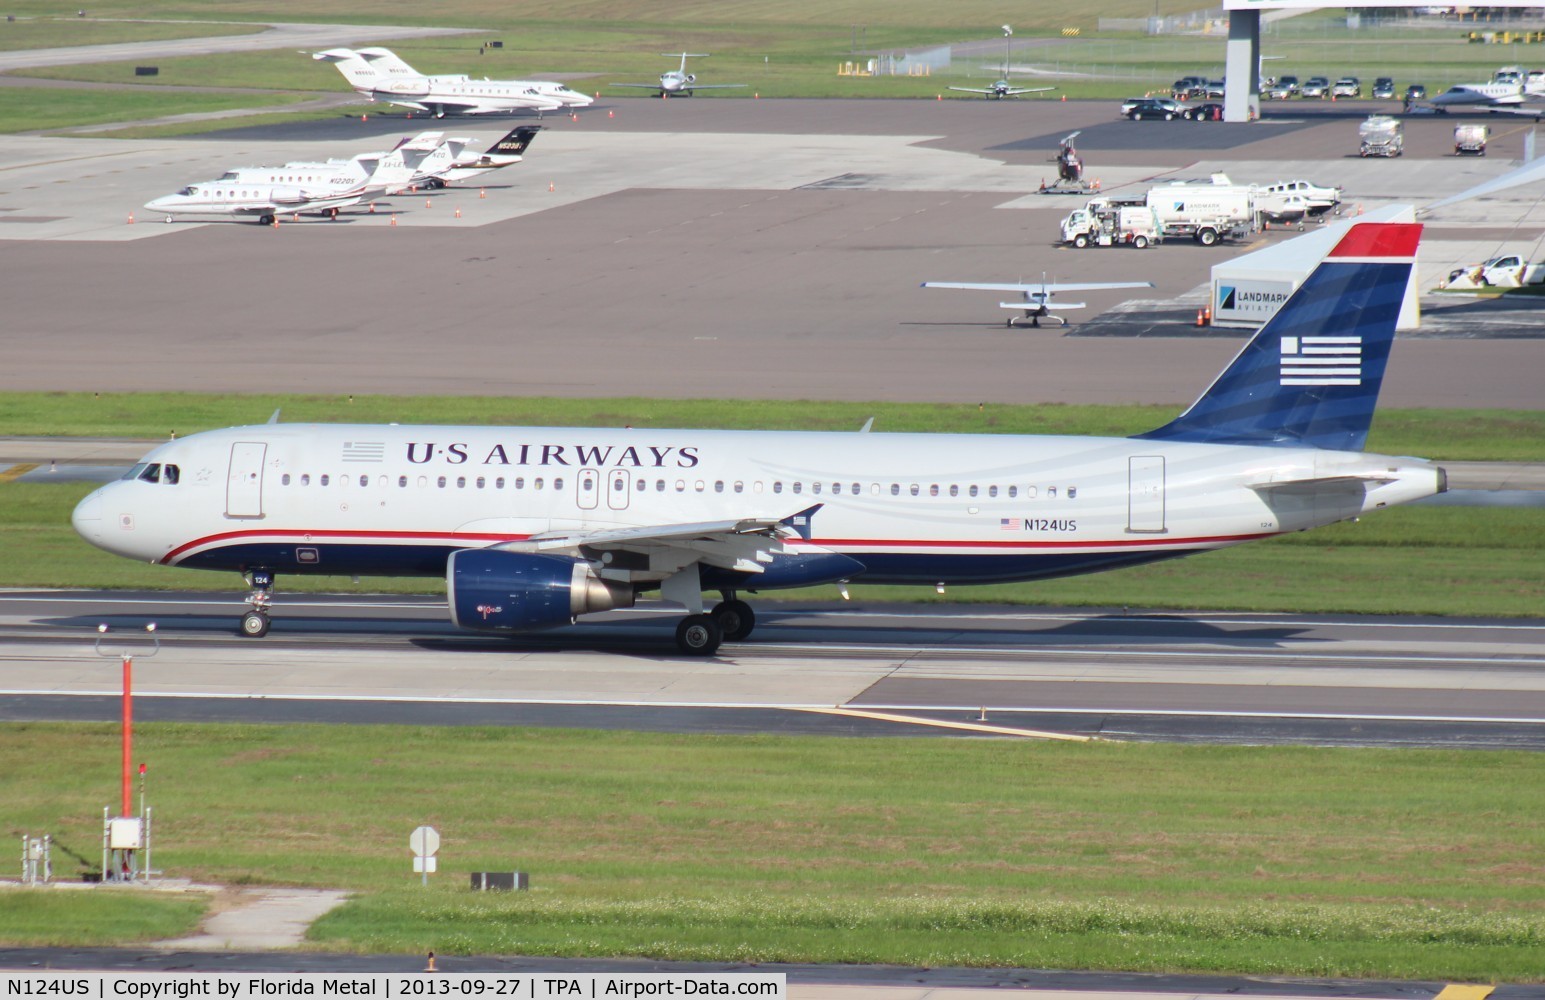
[72,488,104,543]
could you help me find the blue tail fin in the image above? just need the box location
[1136,222,1420,452]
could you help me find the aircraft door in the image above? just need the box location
[576,468,600,511]
[1127,455,1166,533]
[226,442,266,519]
[607,469,631,511]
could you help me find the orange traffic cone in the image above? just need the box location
[390,215,397,227]
[607,109,614,118]
[126,212,134,225]
[454,206,461,218]
[425,198,432,208]
[548,181,555,192]
[479,188,486,198]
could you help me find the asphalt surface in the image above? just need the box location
[1,99,1542,406]
[4,591,1542,749]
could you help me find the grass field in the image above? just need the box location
[0,18,264,52]
[3,723,1542,977]
[0,891,204,946]
[0,87,310,134]
[4,393,1544,460]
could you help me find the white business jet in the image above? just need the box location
[949,26,1054,99]
[612,53,747,97]
[215,146,420,199]
[921,279,1153,327]
[350,47,595,109]
[144,181,366,226]
[1429,65,1545,112]
[73,222,1444,655]
[314,47,566,117]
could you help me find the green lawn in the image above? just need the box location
[3,722,1541,978]
[0,16,264,51]
[0,87,311,133]
[0,891,205,946]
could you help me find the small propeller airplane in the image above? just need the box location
[920,278,1154,328]
[949,25,1055,99]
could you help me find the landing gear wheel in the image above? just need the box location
[675,614,722,656]
[240,611,271,638]
[711,600,755,642]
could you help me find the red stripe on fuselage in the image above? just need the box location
[161,527,1275,564]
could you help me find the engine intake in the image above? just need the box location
[447,549,632,633]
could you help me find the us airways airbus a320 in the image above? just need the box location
[72,223,1444,655]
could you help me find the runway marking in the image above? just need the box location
[0,464,38,482]
[797,706,1093,741]
[0,690,1539,725]
[748,643,1545,668]
[1434,988,1494,1000]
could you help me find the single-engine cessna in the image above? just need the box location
[920,278,1153,327]
[73,223,1443,654]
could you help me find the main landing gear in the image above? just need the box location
[672,593,757,656]
[239,569,274,638]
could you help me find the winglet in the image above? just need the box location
[266,409,282,425]
[859,418,874,433]
[780,504,823,541]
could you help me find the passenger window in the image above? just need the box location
[930,485,939,497]
[969,485,978,498]
[1068,487,1078,499]
[949,485,959,497]
[812,482,823,495]
[282,474,291,486]
[398,476,407,488]
[438,476,447,488]
[456,476,466,488]
[773,482,783,494]
[556,477,566,489]
[695,481,705,492]
[853,484,862,495]
[988,485,998,498]
[734,481,744,493]
[418,476,427,487]
[476,477,485,489]
[515,477,525,489]
[714,481,724,493]
[319,474,329,487]
[910,484,919,496]
[675,480,685,492]
[793,482,802,494]
[359,476,369,488]
[340,475,351,487]
[656,480,665,492]
[300,474,310,486]
[1048,487,1058,498]
[535,478,545,490]
[495,477,504,489]
[1008,485,1017,498]
[753,482,764,494]
[1026,486,1037,498]
[890,484,900,496]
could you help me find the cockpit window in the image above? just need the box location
[162,464,180,485]
[180,186,198,196]
[122,463,148,481]
[137,463,162,483]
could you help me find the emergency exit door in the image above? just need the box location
[1127,455,1166,533]
[226,442,266,518]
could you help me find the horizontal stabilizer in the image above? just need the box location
[1003,301,1082,310]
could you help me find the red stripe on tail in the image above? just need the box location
[1327,222,1423,259]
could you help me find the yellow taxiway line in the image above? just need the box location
[799,706,1095,741]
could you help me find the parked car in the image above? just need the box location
[1301,76,1330,98]
[1120,97,1149,115]
[1332,77,1361,98]
[1405,83,1428,101]
[1126,97,1184,120]
[1277,74,1300,95]
[1264,81,1294,100]
[1183,102,1224,120]
[1205,80,1226,97]
[1372,77,1396,99]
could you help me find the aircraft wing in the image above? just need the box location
[922,281,1154,293]
[612,83,667,89]
[948,86,993,95]
[1003,86,1055,95]
[683,83,748,89]
[496,505,826,580]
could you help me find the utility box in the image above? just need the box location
[134,66,158,76]
[487,40,503,48]
[470,871,529,891]
[107,817,143,850]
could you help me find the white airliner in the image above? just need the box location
[394,125,542,187]
[921,279,1154,327]
[73,222,1445,655]
[612,53,747,97]
[314,47,571,117]
[144,181,366,226]
[215,146,420,199]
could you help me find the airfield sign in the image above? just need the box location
[411,825,439,884]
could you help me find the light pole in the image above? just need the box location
[95,623,158,880]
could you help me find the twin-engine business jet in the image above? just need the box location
[1429,66,1545,112]
[394,125,543,187]
[73,223,1445,655]
[144,181,366,226]
[314,47,586,117]
[612,53,747,97]
[215,146,419,199]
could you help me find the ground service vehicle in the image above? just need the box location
[1455,123,1489,154]
[1360,115,1404,156]
[1139,175,1254,244]
[1442,254,1545,289]
[1060,203,1162,248]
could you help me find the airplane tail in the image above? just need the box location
[1135,222,1420,453]
[313,48,380,89]
[355,47,421,78]
[489,125,542,157]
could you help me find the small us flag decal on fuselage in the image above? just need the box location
[1280,335,1362,386]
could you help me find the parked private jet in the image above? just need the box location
[394,125,543,187]
[920,279,1153,327]
[314,47,567,116]
[612,53,747,97]
[73,222,1443,654]
[215,146,421,199]
[144,181,366,226]
[1429,65,1545,111]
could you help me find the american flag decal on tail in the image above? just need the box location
[1280,335,1362,386]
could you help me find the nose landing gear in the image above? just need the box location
[239,569,274,638]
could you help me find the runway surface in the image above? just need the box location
[1,100,1542,406]
[3,591,1542,749]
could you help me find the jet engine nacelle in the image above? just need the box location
[685,73,697,84]
[447,549,633,633]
